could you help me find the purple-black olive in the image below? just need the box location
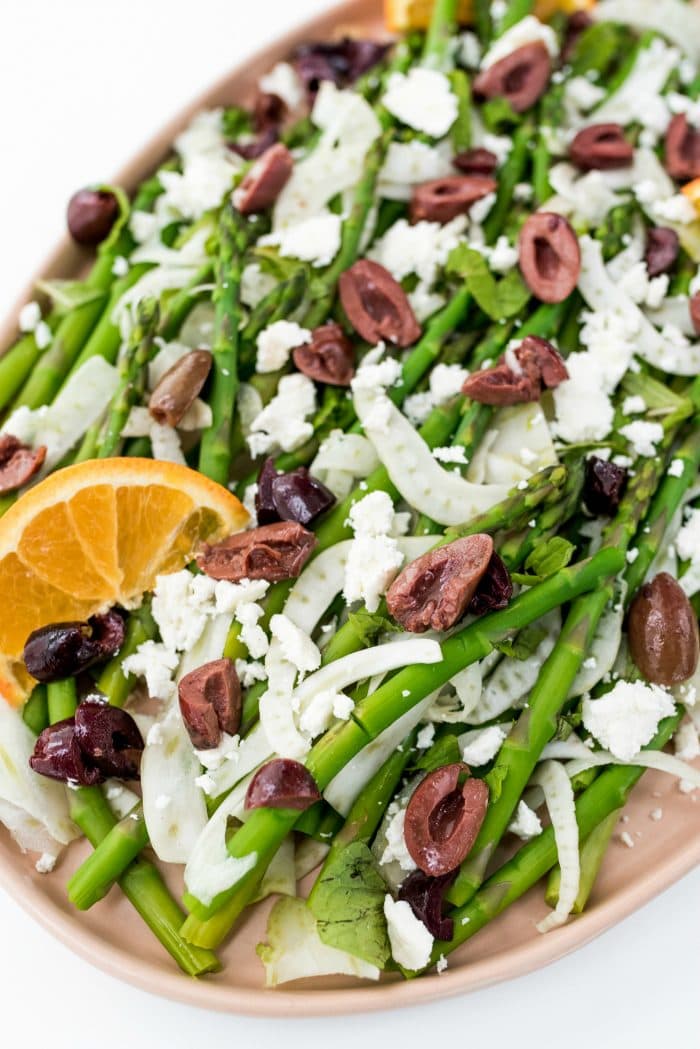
[23,609,126,683]
[74,699,144,779]
[67,188,120,246]
[584,456,628,517]
[468,552,513,616]
[245,758,321,811]
[398,869,457,940]
[30,719,103,786]
[271,468,336,526]
[255,458,281,525]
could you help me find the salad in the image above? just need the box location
[0,0,700,988]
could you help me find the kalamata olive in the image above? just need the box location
[518,212,581,304]
[398,869,457,941]
[453,148,498,176]
[293,38,390,97]
[148,349,212,427]
[339,259,421,348]
[229,128,278,161]
[30,719,103,786]
[244,757,321,811]
[67,188,120,246]
[292,322,355,386]
[628,572,700,686]
[74,699,144,779]
[404,764,489,877]
[0,433,46,494]
[387,535,494,633]
[23,610,126,683]
[665,114,700,182]
[198,521,317,583]
[271,468,336,526]
[645,227,680,278]
[254,91,287,132]
[255,457,281,525]
[569,124,633,172]
[583,456,628,517]
[232,143,294,215]
[461,335,567,406]
[690,291,700,335]
[473,42,551,113]
[469,552,513,616]
[178,658,241,750]
[410,175,497,225]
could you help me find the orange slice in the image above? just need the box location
[0,458,248,702]
[384,0,595,31]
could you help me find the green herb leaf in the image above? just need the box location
[511,536,576,586]
[569,22,622,78]
[221,105,253,141]
[481,96,521,133]
[34,278,107,315]
[485,764,508,803]
[346,608,401,649]
[308,841,390,969]
[447,245,530,321]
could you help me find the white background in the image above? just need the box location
[0,3,698,1046]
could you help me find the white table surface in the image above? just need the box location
[0,3,698,1046]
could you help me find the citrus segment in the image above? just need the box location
[384,0,594,30]
[0,458,248,680]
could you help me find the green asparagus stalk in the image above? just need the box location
[96,297,160,458]
[422,0,459,70]
[197,203,251,485]
[22,684,49,736]
[497,0,534,35]
[67,802,149,910]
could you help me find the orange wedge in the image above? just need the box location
[384,0,595,31]
[682,178,700,215]
[0,458,248,703]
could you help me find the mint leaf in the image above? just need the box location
[511,537,576,586]
[309,841,390,968]
[447,245,530,321]
[346,608,400,649]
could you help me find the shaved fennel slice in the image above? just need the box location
[324,696,435,816]
[466,403,557,487]
[427,654,501,723]
[206,721,273,798]
[532,760,580,933]
[567,583,626,699]
[283,542,352,635]
[141,707,208,863]
[0,702,76,847]
[645,296,697,338]
[0,799,64,864]
[579,236,700,376]
[541,738,700,791]
[184,776,257,906]
[354,387,509,525]
[591,36,680,128]
[258,896,380,986]
[593,0,700,63]
[252,835,296,903]
[467,611,560,725]
[310,432,380,498]
[295,838,330,880]
[3,356,120,473]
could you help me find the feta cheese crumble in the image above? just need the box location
[270,614,321,676]
[343,491,406,612]
[382,69,458,138]
[256,320,312,374]
[247,373,317,457]
[383,896,433,970]
[582,681,676,762]
[508,800,543,841]
[459,724,506,766]
[18,301,41,332]
[619,420,664,458]
[380,806,417,872]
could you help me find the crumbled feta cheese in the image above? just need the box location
[675,718,700,761]
[151,571,216,651]
[333,692,355,720]
[259,61,305,110]
[382,69,458,138]
[247,372,317,457]
[384,896,433,970]
[650,808,663,822]
[348,490,396,537]
[352,344,403,392]
[668,458,685,478]
[368,217,467,312]
[122,641,180,701]
[195,772,216,794]
[256,320,311,374]
[513,182,533,203]
[380,805,417,872]
[380,140,454,197]
[582,681,676,762]
[626,548,639,565]
[487,235,519,274]
[619,830,635,849]
[235,659,267,688]
[622,395,646,416]
[35,852,57,874]
[481,15,558,70]
[34,321,52,350]
[469,192,496,226]
[433,445,468,465]
[416,723,435,750]
[235,602,269,659]
[403,362,468,425]
[458,31,481,69]
[459,725,506,766]
[652,194,697,225]
[196,732,242,772]
[565,75,605,113]
[594,38,676,143]
[260,211,343,268]
[619,420,664,458]
[552,353,615,443]
[436,954,448,974]
[18,301,41,332]
[508,800,542,841]
[343,534,404,613]
[270,614,321,675]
